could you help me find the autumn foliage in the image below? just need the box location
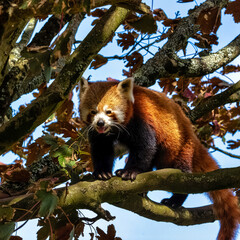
[0,0,240,239]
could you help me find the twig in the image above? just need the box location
[15,200,40,222]
[14,202,40,232]
[210,145,240,159]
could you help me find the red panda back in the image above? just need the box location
[133,86,198,168]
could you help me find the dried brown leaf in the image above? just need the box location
[182,88,197,101]
[194,33,218,49]
[221,65,240,74]
[96,224,121,240]
[3,167,30,183]
[158,78,177,94]
[75,221,85,238]
[56,98,74,122]
[90,54,108,69]
[10,236,22,240]
[225,0,240,23]
[46,121,78,139]
[25,137,50,166]
[153,8,167,21]
[196,7,221,34]
[55,223,73,240]
[126,14,157,34]
[91,8,107,17]
[162,18,181,27]
[117,32,137,51]
[125,51,143,73]
[227,139,240,149]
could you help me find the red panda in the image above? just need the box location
[79,77,240,240]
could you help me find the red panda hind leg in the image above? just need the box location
[161,194,188,208]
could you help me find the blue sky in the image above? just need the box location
[1,0,240,239]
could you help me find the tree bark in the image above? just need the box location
[2,167,240,224]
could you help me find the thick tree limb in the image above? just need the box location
[0,14,28,77]
[134,0,230,87]
[2,167,240,224]
[0,6,131,155]
[15,0,150,16]
[140,33,240,82]
[27,15,68,48]
[7,18,37,71]
[176,34,240,78]
[112,194,215,226]
[0,50,51,124]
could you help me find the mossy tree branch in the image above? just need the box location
[0,14,85,124]
[2,167,240,224]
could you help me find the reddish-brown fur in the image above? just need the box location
[80,79,240,239]
[133,86,240,240]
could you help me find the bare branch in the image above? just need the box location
[210,146,240,159]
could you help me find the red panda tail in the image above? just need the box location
[208,190,240,240]
[193,146,240,240]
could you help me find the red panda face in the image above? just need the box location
[79,78,134,134]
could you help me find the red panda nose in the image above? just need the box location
[97,119,105,127]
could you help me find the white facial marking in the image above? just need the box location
[93,112,110,124]
[103,105,108,112]
[113,109,125,123]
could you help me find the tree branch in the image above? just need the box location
[188,80,240,122]
[0,14,87,125]
[177,34,240,78]
[0,12,28,78]
[210,146,240,159]
[134,0,230,87]
[1,167,240,225]
[112,194,215,226]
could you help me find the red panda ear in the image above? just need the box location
[117,77,134,103]
[79,77,89,99]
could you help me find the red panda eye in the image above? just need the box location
[91,110,97,115]
[106,110,112,115]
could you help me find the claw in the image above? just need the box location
[115,169,123,177]
[115,168,141,181]
[93,171,112,180]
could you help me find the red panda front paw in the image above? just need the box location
[93,170,112,180]
[115,168,141,181]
